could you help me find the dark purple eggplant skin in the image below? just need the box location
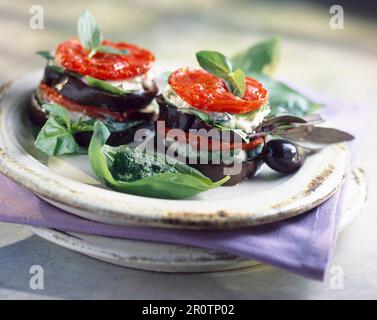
[156,95,213,131]
[74,122,155,147]
[156,95,266,185]
[29,93,48,125]
[157,137,265,186]
[192,159,263,186]
[43,66,157,112]
[156,95,242,143]
[29,92,157,126]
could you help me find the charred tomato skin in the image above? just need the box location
[168,68,268,114]
[156,94,243,143]
[55,38,155,81]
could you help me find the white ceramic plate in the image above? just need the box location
[0,71,348,229]
[28,167,367,273]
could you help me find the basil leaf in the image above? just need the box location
[213,124,249,142]
[47,65,65,74]
[231,36,280,75]
[84,76,126,96]
[73,117,95,132]
[36,50,54,62]
[47,65,127,96]
[183,108,211,123]
[34,117,79,156]
[103,119,144,133]
[77,11,128,58]
[34,104,94,156]
[196,50,246,98]
[225,69,246,98]
[248,72,322,117]
[179,107,250,141]
[97,45,128,55]
[42,103,71,129]
[88,121,229,199]
[109,172,228,199]
[77,10,103,56]
[47,65,126,96]
[196,50,232,78]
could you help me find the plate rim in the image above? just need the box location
[0,72,349,229]
[26,166,367,273]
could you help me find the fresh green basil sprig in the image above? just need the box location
[77,10,128,58]
[84,76,127,96]
[196,50,246,98]
[88,121,229,199]
[34,102,145,156]
[232,36,280,75]
[230,37,321,117]
[36,51,54,64]
[249,72,321,117]
[34,104,95,156]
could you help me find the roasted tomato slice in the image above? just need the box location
[168,68,268,114]
[39,83,125,121]
[56,38,155,80]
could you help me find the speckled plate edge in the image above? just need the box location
[29,228,261,273]
[0,73,349,229]
[27,167,367,273]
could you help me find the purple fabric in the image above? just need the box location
[0,89,368,280]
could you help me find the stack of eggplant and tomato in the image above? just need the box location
[31,12,354,192]
[31,33,157,148]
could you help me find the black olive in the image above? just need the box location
[264,139,304,173]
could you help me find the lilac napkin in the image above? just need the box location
[0,89,368,281]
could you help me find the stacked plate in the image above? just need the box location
[0,73,367,272]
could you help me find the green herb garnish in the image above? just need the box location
[34,104,94,155]
[231,36,280,75]
[88,121,229,199]
[196,51,232,79]
[226,69,246,98]
[77,10,128,58]
[196,50,246,98]
[248,72,321,117]
[84,76,126,96]
[229,37,321,117]
[47,65,65,73]
[110,148,180,182]
[45,65,127,96]
[36,50,54,64]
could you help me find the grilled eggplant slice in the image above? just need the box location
[156,95,243,143]
[192,159,263,186]
[43,66,157,112]
[155,95,265,185]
